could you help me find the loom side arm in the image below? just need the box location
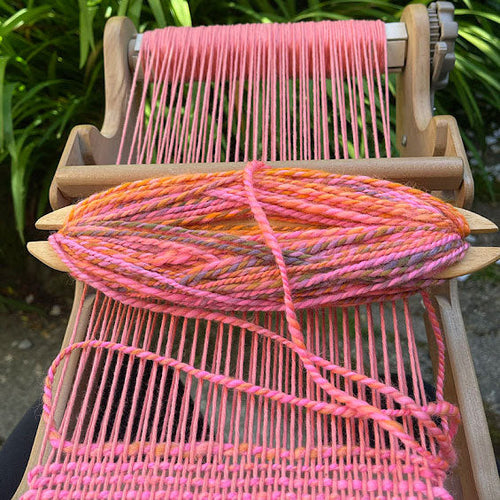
[396,4,473,208]
[399,7,497,496]
[49,17,137,210]
[429,282,500,499]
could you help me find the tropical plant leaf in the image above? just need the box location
[11,140,35,242]
[127,0,145,28]
[170,0,192,26]
[0,56,10,152]
[0,6,52,37]
[78,0,96,68]
[148,0,168,27]
[459,28,500,66]
[455,9,500,24]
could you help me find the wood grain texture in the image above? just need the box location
[434,282,500,499]
[49,156,464,202]
[396,5,473,208]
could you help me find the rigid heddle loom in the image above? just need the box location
[19,2,500,499]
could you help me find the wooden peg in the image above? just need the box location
[436,247,499,279]
[27,242,69,273]
[35,205,73,230]
[455,208,498,234]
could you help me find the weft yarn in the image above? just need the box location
[50,161,469,315]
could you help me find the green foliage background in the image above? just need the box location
[0,0,498,265]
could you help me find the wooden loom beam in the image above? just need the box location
[396,3,473,209]
[127,23,409,74]
[50,156,463,202]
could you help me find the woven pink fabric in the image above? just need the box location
[24,20,460,499]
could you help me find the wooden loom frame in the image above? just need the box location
[16,4,498,499]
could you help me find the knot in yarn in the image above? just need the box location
[49,161,469,313]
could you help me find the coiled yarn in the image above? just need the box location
[49,161,469,314]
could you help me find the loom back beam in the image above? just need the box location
[128,23,410,74]
[127,16,454,79]
[48,2,473,211]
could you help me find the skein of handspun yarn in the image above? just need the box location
[49,161,469,313]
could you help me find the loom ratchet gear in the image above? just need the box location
[19,2,499,499]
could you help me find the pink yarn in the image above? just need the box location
[49,163,469,315]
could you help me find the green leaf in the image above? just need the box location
[0,1,16,15]
[147,0,167,28]
[170,0,192,27]
[78,0,100,68]
[117,0,130,17]
[455,9,500,24]
[12,80,64,116]
[0,56,10,152]
[0,6,52,37]
[126,0,144,28]
[11,140,35,243]
[459,28,500,66]
[55,98,82,140]
[456,57,500,94]
[1,79,27,241]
